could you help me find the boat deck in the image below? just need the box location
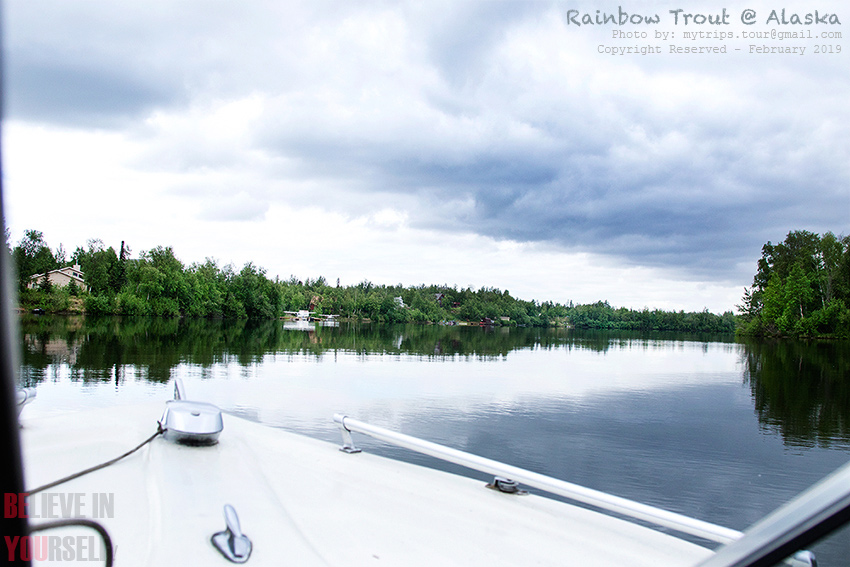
[20,403,713,566]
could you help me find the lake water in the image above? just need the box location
[17,315,850,564]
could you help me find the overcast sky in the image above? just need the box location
[3,0,848,313]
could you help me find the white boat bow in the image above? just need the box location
[20,397,720,566]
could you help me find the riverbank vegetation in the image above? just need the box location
[11,229,736,332]
[738,230,850,338]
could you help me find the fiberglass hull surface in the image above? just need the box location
[20,403,713,566]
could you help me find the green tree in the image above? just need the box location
[12,230,57,290]
[783,264,814,322]
[74,239,121,295]
[817,232,844,305]
[185,258,225,317]
[740,230,850,337]
[231,263,278,319]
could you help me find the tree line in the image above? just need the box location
[10,229,736,332]
[738,230,850,338]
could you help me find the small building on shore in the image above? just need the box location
[28,265,88,292]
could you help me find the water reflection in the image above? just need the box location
[20,315,735,377]
[21,316,850,446]
[741,339,850,449]
[18,315,850,450]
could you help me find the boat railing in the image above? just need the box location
[333,413,742,545]
[334,414,833,567]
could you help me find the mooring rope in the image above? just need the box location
[22,424,164,567]
[26,422,165,495]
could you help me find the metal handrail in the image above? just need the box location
[333,413,742,545]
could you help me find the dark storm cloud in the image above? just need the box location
[264,88,848,281]
[2,2,202,128]
[5,54,180,128]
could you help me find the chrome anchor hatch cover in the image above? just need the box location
[211,504,252,563]
[160,378,223,445]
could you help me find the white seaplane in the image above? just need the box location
[282,310,339,328]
